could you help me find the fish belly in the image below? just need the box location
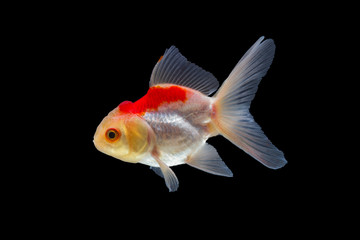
[140,95,213,167]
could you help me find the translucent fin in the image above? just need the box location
[152,154,179,192]
[150,167,163,178]
[213,37,287,169]
[214,36,274,108]
[186,143,233,177]
[150,46,219,95]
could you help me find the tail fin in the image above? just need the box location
[212,37,287,169]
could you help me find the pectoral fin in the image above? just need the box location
[152,155,179,192]
[150,167,163,178]
[186,143,233,177]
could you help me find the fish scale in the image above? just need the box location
[141,108,207,167]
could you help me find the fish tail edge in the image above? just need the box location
[211,36,287,169]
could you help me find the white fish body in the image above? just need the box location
[93,37,287,192]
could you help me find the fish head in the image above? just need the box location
[93,107,154,163]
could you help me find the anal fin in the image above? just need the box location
[186,143,233,177]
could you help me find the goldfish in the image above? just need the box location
[93,36,287,192]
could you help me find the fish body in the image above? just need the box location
[94,37,287,191]
[126,84,214,168]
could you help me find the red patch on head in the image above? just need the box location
[119,85,188,115]
[118,101,134,113]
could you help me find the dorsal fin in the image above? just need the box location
[149,46,219,96]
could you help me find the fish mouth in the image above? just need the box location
[93,138,108,156]
[93,139,101,152]
[93,125,103,151]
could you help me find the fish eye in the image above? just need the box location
[105,128,121,142]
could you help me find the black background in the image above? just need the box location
[13,3,352,237]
